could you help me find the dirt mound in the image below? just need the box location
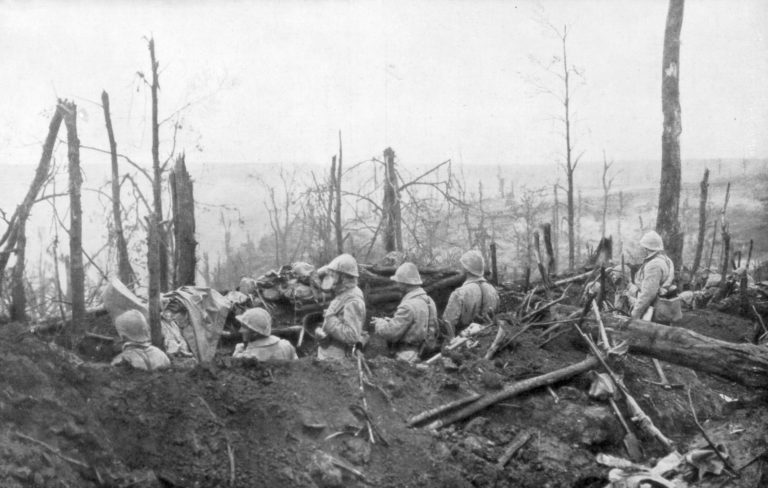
[1,304,766,487]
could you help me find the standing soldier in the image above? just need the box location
[315,254,367,360]
[372,262,437,363]
[443,250,499,337]
[233,307,298,360]
[627,231,677,321]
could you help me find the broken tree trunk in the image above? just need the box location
[542,223,555,276]
[10,218,27,322]
[62,100,86,339]
[691,168,709,275]
[533,230,552,287]
[147,213,164,349]
[426,356,600,429]
[0,105,63,295]
[656,0,685,268]
[101,90,136,289]
[170,154,196,287]
[595,314,768,388]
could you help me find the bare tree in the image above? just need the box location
[335,132,344,253]
[656,0,685,268]
[101,90,136,288]
[600,150,617,238]
[148,37,169,292]
[0,106,63,294]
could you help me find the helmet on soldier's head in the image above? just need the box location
[236,307,272,336]
[460,250,485,277]
[639,231,664,251]
[391,262,422,285]
[319,253,359,277]
[115,310,151,343]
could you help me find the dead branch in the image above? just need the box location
[407,392,482,427]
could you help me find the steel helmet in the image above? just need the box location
[115,310,151,343]
[391,262,422,285]
[460,250,485,277]
[639,231,664,251]
[321,253,359,277]
[236,307,272,336]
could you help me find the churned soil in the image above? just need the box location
[0,300,766,487]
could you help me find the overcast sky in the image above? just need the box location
[1,0,766,171]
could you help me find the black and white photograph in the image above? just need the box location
[0,0,767,486]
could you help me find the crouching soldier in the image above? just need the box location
[111,310,171,371]
[315,254,367,360]
[372,262,437,363]
[443,250,499,337]
[233,308,298,360]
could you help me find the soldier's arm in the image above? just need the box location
[442,289,463,328]
[376,303,414,342]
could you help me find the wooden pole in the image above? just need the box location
[147,213,164,349]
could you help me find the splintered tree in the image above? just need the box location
[170,153,196,287]
[656,0,685,269]
[600,150,616,238]
[61,99,86,339]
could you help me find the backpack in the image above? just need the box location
[418,295,449,359]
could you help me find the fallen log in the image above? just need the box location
[425,356,600,429]
[497,430,533,468]
[407,392,482,427]
[594,314,768,388]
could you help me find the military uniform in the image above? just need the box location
[112,343,171,371]
[630,251,674,319]
[443,277,499,334]
[375,287,437,363]
[318,284,366,360]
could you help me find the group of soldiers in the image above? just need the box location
[111,231,676,371]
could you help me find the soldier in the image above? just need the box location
[372,262,437,363]
[111,310,171,371]
[233,307,298,360]
[314,253,367,360]
[627,231,676,320]
[443,250,499,336]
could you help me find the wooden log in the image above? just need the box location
[407,392,482,427]
[597,314,768,388]
[425,356,600,429]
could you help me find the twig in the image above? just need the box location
[497,430,533,468]
[13,431,91,470]
[356,351,375,444]
[196,395,236,485]
[686,389,739,478]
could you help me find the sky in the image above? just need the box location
[0,0,767,172]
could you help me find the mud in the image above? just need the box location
[1,301,766,487]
